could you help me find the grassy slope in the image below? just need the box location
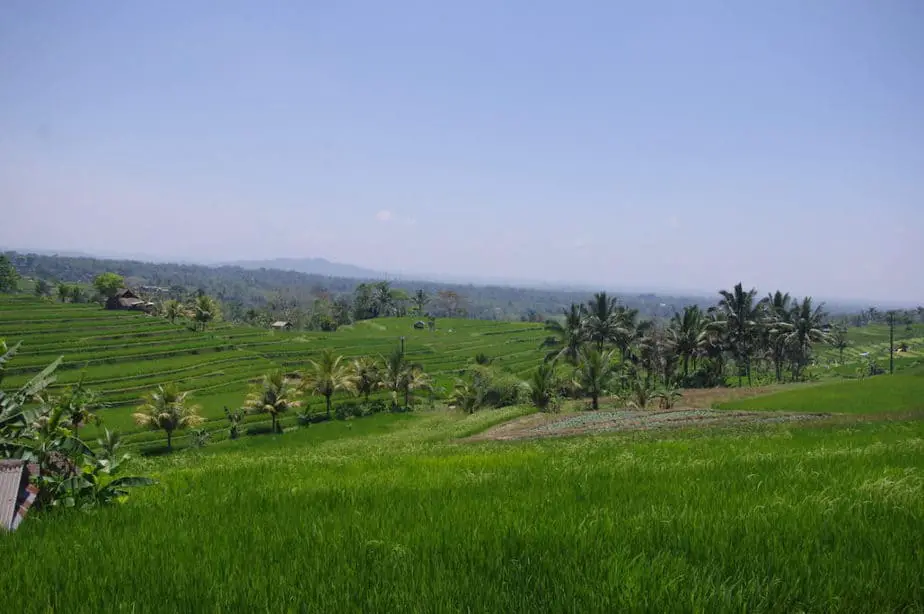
[1,409,922,612]
[719,368,924,414]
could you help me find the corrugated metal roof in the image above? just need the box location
[0,460,25,531]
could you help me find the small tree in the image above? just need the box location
[0,255,19,293]
[224,406,245,439]
[379,347,431,410]
[350,356,381,403]
[413,289,430,315]
[654,386,683,409]
[50,380,103,439]
[450,378,482,414]
[133,384,204,451]
[830,325,850,363]
[57,283,71,303]
[244,371,301,433]
[528,360,559,412]
[576,347,617,410]
[193,295,221,331]
[163,299,184,324]
[70,285,85,304]
[93,272,124,298]
[302,350,355,419]
[34,279,51,297]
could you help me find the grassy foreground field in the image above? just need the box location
[1,409,922,612]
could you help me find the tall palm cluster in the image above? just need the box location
[157,294,222,331]
[246,347,431,430]
[541,285,832,397]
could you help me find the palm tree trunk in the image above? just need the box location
[326,394,332,419]
[683,356,689,377]
[272,414,277,433]
[404,386,409,409]
[166,430,172,451]
[592,391,599,410]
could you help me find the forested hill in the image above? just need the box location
[4,251,706,322]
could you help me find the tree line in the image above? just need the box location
[4,251,705,323]
[449,282,880,415]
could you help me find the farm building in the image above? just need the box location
[106,288,151,311]
[271,321,293,331]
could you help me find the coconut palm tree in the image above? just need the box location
[412,289,430,315]
[133,384,204,451]
[584,292,626,351]
[667,305,704,378]
[449,378,482,414]
[783,297,829,380]
[541,304,586,364]
[830,325,850,363]
[694,308,725,382]
[52,380,102,439]
[163,299,184,324]
[612,305,641,361]
[576,347,617,410]
[244,370,302,433]
[350,356,381,403]
[527,360,559,412]
[193,295,221,331]
[373,281,394,317]
[302,349,355,419]
[380,347,431,410]
[764,290,793,382]
[715,283,765,386]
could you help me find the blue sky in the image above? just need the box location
[1,1,922,302]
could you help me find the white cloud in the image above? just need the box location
[375,210,393,222]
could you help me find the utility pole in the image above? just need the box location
[400,336,406,356]
[888,311,895,375]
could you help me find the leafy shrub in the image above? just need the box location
[224,406,244,439]
[1,341,152,511]
[335,401,364,420]
[678,369,725,389]
[365,399,387,415]
[191,428,211,448]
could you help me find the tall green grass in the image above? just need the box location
[1,411,921,612]
[719,369,924,414]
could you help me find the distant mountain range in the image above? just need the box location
[224,257,385,279]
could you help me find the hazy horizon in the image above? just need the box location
[2,1,922,303]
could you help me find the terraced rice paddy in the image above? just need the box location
[0,296,546,445]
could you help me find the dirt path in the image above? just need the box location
[466,408,829,442]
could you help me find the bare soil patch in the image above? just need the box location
[467,408,829,442]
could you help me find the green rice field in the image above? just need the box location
[1,408,922,612]
[719,366,924,415]
[0,296,546,444]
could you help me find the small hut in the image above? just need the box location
[271,321,293,331]
[106,288,148,311]
[0,460,40,532]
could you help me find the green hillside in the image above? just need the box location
[0,296,545,444]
